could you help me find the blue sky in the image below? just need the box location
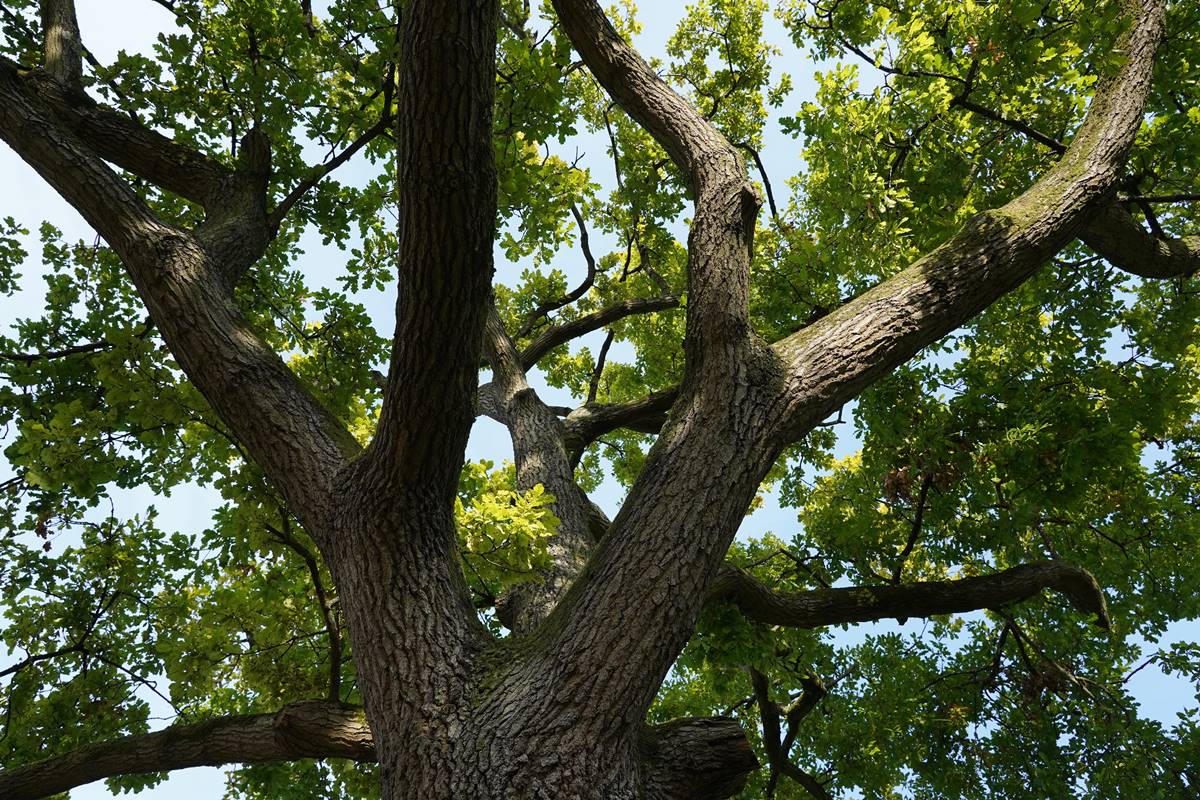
[0,1,1195,797]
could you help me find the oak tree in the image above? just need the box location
[0,0,1198,797]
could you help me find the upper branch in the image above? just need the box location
[363,1,498,492]
[560,387,676,455]
[268,114,392,233]
[707,561,1111,630]
[27,75,242,211]
[772,0,1166,438]
[518,294,679,370]
[512,203,600,340]
[0,701,373,800]
[551,0,760,377]
[0,60,358,530]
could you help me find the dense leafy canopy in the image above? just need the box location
[1,0,1198,798]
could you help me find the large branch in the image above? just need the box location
[771,0,1166,439]
[551,0,759,380]
[638,717,758,800]
[28,75,242,211]
[526,0,1162,739]
[0,59,359,530]
[363,1,498,492]
[1079,201,1200,278]
[0,701,373,800]
[707,561,1111,630]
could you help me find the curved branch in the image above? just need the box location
[512,203,600,341]
[483,306,597,631]
[0,701,373,800]
[772,0,1166,439]
[1079,201,1200,278]
[519,294,679,370]
[551,0,759,376]
[267,516,343,701]
[707,561,1111,630]
[0,58,359,531]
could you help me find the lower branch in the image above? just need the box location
[1079,201,1200,278]
[0,701,373,800]
[707,561,1110,630]
[639,717,758,800]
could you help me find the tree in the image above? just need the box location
[0,0,1197,796]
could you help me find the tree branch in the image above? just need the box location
[1079,201,1200,278]
[638,717,758,800]
[0,701,373,800]
[267,114,391,233]
[551,0,760,378]
[0,317,153,364]
[772,0,1166,439]
[27,74,242,211]
[0,58,359,532]
[518,294,679,370]
[561,387,676,455]
[512,202,600,341]
[363,0,497,492]
[267,515,343,702]
[707,561,1111,630]
[950,95,1067,155]
[483,306,596,631]
[39,0,81,86]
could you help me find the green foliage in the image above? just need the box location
[456,460,561,608]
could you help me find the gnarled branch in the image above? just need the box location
[483,306,597,631]
[707,561,1111,630]
[561,387,677,455]
[0,701,373,800]
[639,717,758,800]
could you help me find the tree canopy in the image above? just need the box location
[0,0,1198,798]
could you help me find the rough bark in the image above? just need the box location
[483,307,598,631]
[326,4,502,800]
